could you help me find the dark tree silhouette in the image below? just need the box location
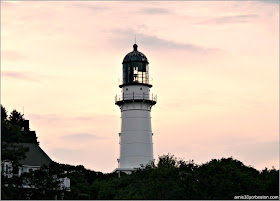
[9,109,25,126]
[1,105,279,200]
[1,105,8,121]
[1,106,39,144]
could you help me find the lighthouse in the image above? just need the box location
[115,44,157,173]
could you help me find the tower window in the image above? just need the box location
[126,88,128,91]
[140,88,142,90]
[133,67,139,82]
[134,67,138,74]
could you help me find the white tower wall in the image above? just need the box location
[118,85,154,169]
[122,85,150,98]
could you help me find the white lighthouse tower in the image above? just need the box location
[115,44,157,173]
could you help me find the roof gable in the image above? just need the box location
[12,143,52,167]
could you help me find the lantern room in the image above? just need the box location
[121,44,151,88]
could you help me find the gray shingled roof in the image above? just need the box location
[15,143,52,167]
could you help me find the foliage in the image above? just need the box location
[1,105,50,199]
[89,155,279,200]
[1,175,27,200]
[1,143,29,167]
[2,165,62,200]
[2,151,279,200]
[8,109,25,126]
[1,106,31,173]
[20,165,61,199]
[42,154,278,200]
[260,167,279,195]
[1,105,8,121]
[1,105,279,199]
[1,105,39,144]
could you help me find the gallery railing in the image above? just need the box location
[115,92,157,103]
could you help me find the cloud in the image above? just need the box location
[195,14,259,24]
[28,113,117,123]
[48,147,87,163]
[28,114,62,124]
[139,8,170,14]
[1,1,15,8]
[2,50,24,61]
[260,0,279,4]
[27,113,118,130]
[2,71,40,82]
[71,3,109,11]
[60,133,103,140]
[1,71,59,83]
[113,29,221,54]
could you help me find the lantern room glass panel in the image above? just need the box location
[123,62,149,85]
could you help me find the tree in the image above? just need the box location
[88,155,279,200]
[1,143,29,166]
[20,165,61,200]
[9,109,25,126]
[1,105,8,121]
[260,167,279,195]
[1,120,25,143]
[1,142,29,199]
[1,106,39,144]
[1,107,29,165]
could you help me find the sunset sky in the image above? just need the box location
[1,1,279,173]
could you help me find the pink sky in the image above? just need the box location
[1,1,279,173]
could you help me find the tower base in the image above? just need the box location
[113,167,138,178]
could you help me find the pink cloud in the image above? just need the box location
[2,71,40,82]
[2,50,24,61]
[194,14,259,24]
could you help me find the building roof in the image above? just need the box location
[15,143,52,167]
[122,44,149,64]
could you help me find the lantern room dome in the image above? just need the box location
[122,44,149,64]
